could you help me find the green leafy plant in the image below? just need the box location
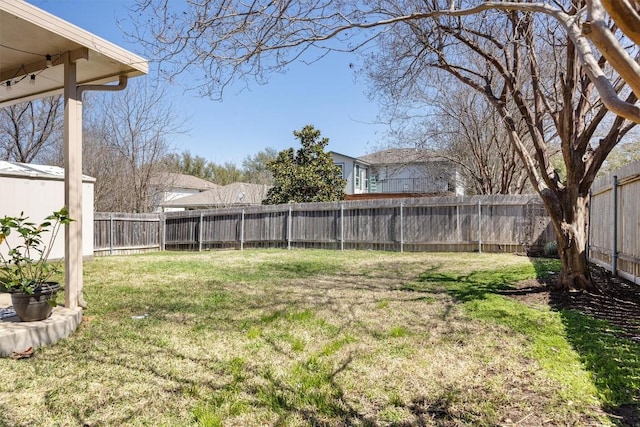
[543,241,559,258]
[0,207,73,294]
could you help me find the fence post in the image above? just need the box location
[587,190,591,263]
[340,204,345,251]
[456,203,461,245]
[158,212,162,252]
[399,202,404,253]
[287,205,292,250]
[240,209,245,251]
[109,213,114,255]
[160,211,167,252]
[478,200,482,253]
[612,175,618,277]
[198,212,203,252]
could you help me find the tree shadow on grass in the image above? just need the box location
[553,308,640,426]
[243,353,375,426]
[411,259,640,426]
[409,263,538,303]
[48,332,374,427]
[547,265,640,426]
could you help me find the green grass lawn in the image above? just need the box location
[0,250,637,426]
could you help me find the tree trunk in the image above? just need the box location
[542,190,596,291]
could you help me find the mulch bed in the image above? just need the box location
[508,264,640,427]
[509,264,640,341]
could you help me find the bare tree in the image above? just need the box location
[439,95,531,195]
[387,82,531,195]
[80,127,133,212]
[130,1,640,116]
[130,0,640,290]
[0,96,62,163]
[83,81,183,212]
[370,3,638,290]
[598,139,640,175]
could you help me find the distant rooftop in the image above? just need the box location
[358,148,442,165]
[151,172,219,191]
[0,161,95,182]
[162,182,271,208]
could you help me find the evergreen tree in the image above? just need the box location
[264,125,346,204]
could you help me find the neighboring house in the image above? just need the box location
[330,152,371,195]
[149,173,219,212]
[0,161,95,259]
[160,182,271,210]
[332,148,465,198]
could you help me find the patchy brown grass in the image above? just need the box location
[0,250,622,426]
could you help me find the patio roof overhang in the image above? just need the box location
[0,0,147,107]
[0,0,148,312]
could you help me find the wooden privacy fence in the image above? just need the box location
[92,170,640,285]
[589,161,640,285]
[94,212,162,255]
[95,195,550,254]
[95,196,554,255]
[94,195,555,255]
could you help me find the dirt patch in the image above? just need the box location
[509,264,640,427]
[503,277,553,307]
[609,405,640,427]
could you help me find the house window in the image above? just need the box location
[369,174,377,192]
[336,163,344,179]
[355,165,361,189]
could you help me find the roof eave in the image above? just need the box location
[0,0,148,107]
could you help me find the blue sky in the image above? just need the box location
[29,0,390,165]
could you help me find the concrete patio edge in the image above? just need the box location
[0,307,83,357]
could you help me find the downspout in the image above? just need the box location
[70,75,128,309]
[77,75,128,96]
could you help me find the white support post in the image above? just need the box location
[64,54,83,309]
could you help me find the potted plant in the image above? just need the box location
[0,207,72,321]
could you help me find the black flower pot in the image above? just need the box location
[10,282,60,322]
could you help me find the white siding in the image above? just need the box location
[152,188,202,212]
[0,172,94,259]
[353,163,370,194]
[331,152,357,195]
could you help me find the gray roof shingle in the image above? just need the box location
[358,148,441,165]
[151,173,219,191]
[161,182,271,208]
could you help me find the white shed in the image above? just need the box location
[0,161,95,259]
